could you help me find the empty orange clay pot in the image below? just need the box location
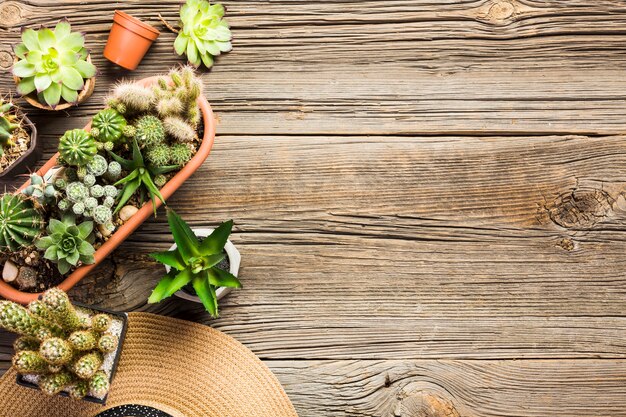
[0,76,216,304]
[104,11,160,70]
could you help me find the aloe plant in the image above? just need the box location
[173,0,232,68]
[148,210,241,317]
[108,139,178,215]
[12,20,96,107]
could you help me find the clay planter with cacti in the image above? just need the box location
[0,67,216,304]
[0,97,42,178]
[1,288,127,404]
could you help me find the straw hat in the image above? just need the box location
[0,313,298,417]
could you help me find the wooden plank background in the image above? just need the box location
[1,0,626,416]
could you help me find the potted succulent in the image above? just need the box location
[0,96,42,178]
[103,11,160,70]
[12,20,97,110]
[0,288,127,404]
[148,209,242,317]
[0,67,217,304]
[160,0,232,69]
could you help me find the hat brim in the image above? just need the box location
[0,313,298,417]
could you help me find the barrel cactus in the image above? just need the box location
[58,129,97,166]
[0,288,119,399]
[0,194,44,251]
[91,108,127,143]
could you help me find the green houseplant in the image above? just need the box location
[0,97,42,178]
[148,209,241,317]
[0,288,127,403]
[12,20,96,110]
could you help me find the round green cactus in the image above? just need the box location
[65,181,89,203]
[170,143,193,166]
[92,205,112,225]
[103,185,119,199]
[39,371,74,396]
[153,174,167,188]
[72,351,103,379]
[87,154,108,176]
[107,161,122,180]
[68,330,97,351]
[67,380,89,399]
[13,350,49,374]
[14,337,40,352]
[122,125,136,139]
[146,144,171,166]
[0,194,44,251]
[58,129,97,166]
[135,115,165,148]
[89,370,110,397]
[91,108,127,143]
[98,334,119,353]
[91,314,112,333]
[40,338,73,365]
[90,184,104,198]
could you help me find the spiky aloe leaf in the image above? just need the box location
[198,219,233,256]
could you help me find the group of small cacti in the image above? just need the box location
[0,66,204,286]
[1,288,119,398]
[0,98,20,156]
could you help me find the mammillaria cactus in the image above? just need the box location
[12,21,96,107]
[163,116,196,143]
[1,288,120,399]
[170,143,193,166]
[135,115,165,148]
[35,215,96,275]
[86,154,108,177]
[91,109,127,143]
[109,83,154,114]
[146,144,171,166]
[58,129,97,166]
[0,194,45,251]
[173,0,232,69]
[152,67,203,127]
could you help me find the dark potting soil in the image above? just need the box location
[181,253,230,296]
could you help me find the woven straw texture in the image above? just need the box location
[0,312,298,417]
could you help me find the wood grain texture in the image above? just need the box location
[270,359,626,417]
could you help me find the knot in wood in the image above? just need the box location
[479,0,516,24]
[394,385,460,417]
[547,188,614,229]
[0,50,13,70]
[0,1,23,27]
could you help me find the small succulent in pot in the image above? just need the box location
[148,209,241,317]
[12,20,97,109]
[170,0,232,68]
[0,97,41,177]
[0,288,126,402]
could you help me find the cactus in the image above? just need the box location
[83,174,96,187]
[98,334,119,353]
[156,97,183,118]
[0,193,44,251]
[151,67,203,127]
[91,108,127,143]
[170,143,193,166]
[84,197,98,211]
[106,161,122,180]
[90,184,104,198]
[39,371,74,396]
[58,129,97,166]
[146,144,171,166]
[72,351,103,379]
[163,117,196,143]
[22,174,59,205]
[58,199,71,211]
[2,288,119,399]
[153,174,167,188]
[68,330,97,351]
[135,115,165,148]
[65,181,89,203]
[40,337,73,365]
[13,350,49,374]
[103,197,115,209]
[86,154,108,176]
[89,370,110,397]
[111,83,154,113]
[92,205,112,225]
[0,98,19,155]
[122,125,136,139]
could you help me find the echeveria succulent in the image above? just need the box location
[35,214,96,274]
[12,20,97,107]
[174,0,232,68]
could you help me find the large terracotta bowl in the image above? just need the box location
[0,76,216,304]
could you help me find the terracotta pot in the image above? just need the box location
[104,11,160,70]
[0,112,41,179]
[0,76,216,304]
[13,56,96,111]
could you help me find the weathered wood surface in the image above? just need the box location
[2,1,626,416]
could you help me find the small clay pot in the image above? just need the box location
[104,11,160,70]
[13,56,96,111]
[0,112,41,179]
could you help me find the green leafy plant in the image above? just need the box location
[173,0,232,69]
[12,20,96,107]
[148,210,241,317]
[0,98,19,155]
[108,139,178,215]
[0,288,117,399]
[35,214,96,274]
[0,194,45,251]
[58,129,97,166]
